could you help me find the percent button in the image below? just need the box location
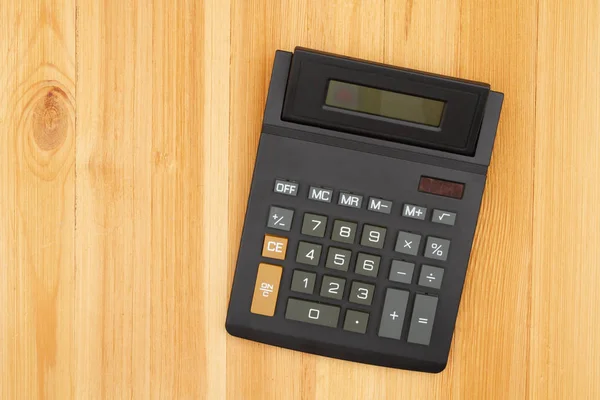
[424,237,451,261]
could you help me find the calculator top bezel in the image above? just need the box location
[263,50,504,174]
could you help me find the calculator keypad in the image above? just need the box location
[252,179,458,348]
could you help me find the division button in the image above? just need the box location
[402,204,427,220]
[378,288,409,340]
[418,265,444,289]
[285,298,340,328]
[273,179,298,196]
[308,186,333,203]
[407,294,438,345]
[267,206,294,231]
[395,231,422,256]
[389,260,415,284]
[367,197,392,214]
[431,209,457,226]
[250,263,283,317]
[343,310,369,334]
[338,192,363,208]
[261,234,288,260]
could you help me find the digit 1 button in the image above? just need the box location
[262,234,288,260]
[250,263,282,317]
[290,270,316,294]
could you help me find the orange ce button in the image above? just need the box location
[262,234,288,260]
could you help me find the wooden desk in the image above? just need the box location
[1,0,599,398]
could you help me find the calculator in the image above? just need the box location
[226,48,503,373]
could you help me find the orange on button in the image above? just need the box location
[251,263,282,316]
[262,234,288,260]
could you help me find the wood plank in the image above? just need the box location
[75,0,229,397]
[531,0,600,398]
[0,1,76,398]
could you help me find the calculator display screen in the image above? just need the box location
[325,80,446,127]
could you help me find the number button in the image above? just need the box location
[360,225,386,249]
[355,253,381,277]
[320,275,346,300]
[325,247,352,272]
[349,281,375,306]
[331,220,357,244]
[290,270,316,294]
[296,241,322,266]
[301,213,328,238]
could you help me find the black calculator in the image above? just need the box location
[226,48,503,373]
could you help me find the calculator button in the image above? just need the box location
[250,263,283,317]
[360,225,386,249]
[418,265,444,289]
[349,281,375,305]
[308,186,333,203]
[261,234,288,260]
[273,179,298,196]
[267,206,294,231]
[407,294,438,345]
[424,237,451,261]
[338,192,363,208]
[367,197,392,214]
[290,270,316,294]
[301,213,328,237]
[296,241,322,266]
[355,253,381,277]
[320,275,346,300]
[331,220,357,244]
[389,260,415,284]
[325,247,352,271]
[343,310,369,334]
[378,288,409,340]
[402,204,427,220]
[432,209,457,226]
[285,298,340,328]
[395,231,422,256]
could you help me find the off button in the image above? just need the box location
[250,263,283,317]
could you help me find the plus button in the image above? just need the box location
[390,311,399,320]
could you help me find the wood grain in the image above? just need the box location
[1,0,599,398]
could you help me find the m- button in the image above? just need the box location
[262,234,288,260]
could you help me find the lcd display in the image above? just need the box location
[325,80,446,127]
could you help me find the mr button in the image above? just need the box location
[262,234,288,260]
